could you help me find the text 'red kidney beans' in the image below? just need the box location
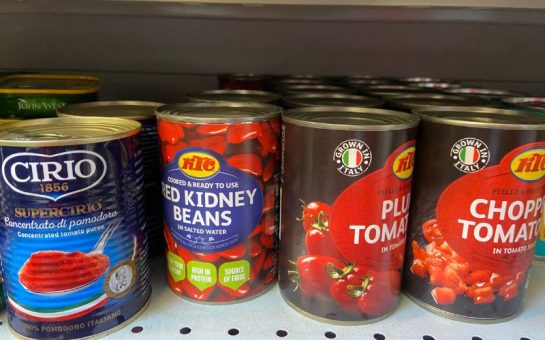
[156,102,282,303]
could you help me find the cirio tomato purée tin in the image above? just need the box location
[57,101,165,257]
[403,107,545,322]
[0,118,151,339]
[156,102,281,303]
[279,107,419,323]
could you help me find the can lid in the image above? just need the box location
[0,74,99,94]
[186,90,279,104]
[282,106,419,131]
[410,82,461,89]
[500,97,545,112]
[218,73,267,81]
[156,102,282,123]
[57,101,163,120]
[444,88,525,98]
[388,94,488,109]
[414,106,545,130]
[399,76,445,83]
[282,93,384,108]
[364,85,429,97]
[0,117,141,147]
[278,84,351,95]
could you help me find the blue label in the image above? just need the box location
[162,147,263,253]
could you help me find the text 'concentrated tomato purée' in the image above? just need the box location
[156,103,281,303]
[404,107,545,322]
[0,118,150,339]
[279,107,419,324]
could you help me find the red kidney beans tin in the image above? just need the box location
[0,117,151,339]
[403,106,545,322]
[156,102,281,303]
[57,101,165,258]
[279,106,419,323]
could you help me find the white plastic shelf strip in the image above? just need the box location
[0,260,543,339]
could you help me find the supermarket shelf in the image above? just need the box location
[1,0,545,24]
[1,259,543,340]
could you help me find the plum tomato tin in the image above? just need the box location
[279,106,419,324]
[57,101,165,258]
[0,117,151,339]
[403,107,545,322]
[155,102,282,303]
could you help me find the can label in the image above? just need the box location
[536,213,545,258]
[0,137,150,339]
[404,121,545,319]
[158,119,280,302]
[0,93,98,118]
[279,120,416,322]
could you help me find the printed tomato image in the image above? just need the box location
[19,251,110,294]
[279,107,418,323]
[156,103,281,303]
[403,107,545,321]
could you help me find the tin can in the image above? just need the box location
[0,117,151,339]
[156,102,282,303]
[386,94,489,112]
[363,85,433,98]
[217,73,268,91]
[279,107,419,323]
[500,97,545,115]
[277,84,353,96]
[398,76,446,84]
[187,89,280,104]
[409,82,462,90]
[57,101,165,258]
[282,93,384,109]
[403,106,545,322]
[444,88,527,102]
[0,74,99,118]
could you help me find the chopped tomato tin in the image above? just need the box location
[404,107,545,322]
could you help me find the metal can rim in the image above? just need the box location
[0,73,100,95]
[57,100,163,120]
[282,93,385,108]
[0,117,141,147]
[413,106,545,130]
[186,89,280,104]
[500,97,545,112]
[156,102,282,123]
[282,106,419,131]
[387,94,488,109]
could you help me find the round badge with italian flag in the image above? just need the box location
[333,139,372,177]
[450,137,490,173]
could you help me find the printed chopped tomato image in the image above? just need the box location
[19,251,109,294]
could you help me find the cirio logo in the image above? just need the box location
[511,147,545,182]
[1,151,107,201]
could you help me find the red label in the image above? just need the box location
[437,142,545,275]
[329,141,415,270]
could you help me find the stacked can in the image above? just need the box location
[282,93,384,109]
[386,94,488,112]
[57,101,165,257]
[279,107,419,323]
[403,106,545,322]
[156,102,282,303]
[186,89,280,104]
[0,117,151,339]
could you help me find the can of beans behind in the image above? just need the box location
[279,107,419,324]
[186,89,280,104]
[57,101,165,258]
[0,117,151,339]
[282,93,384,109]
[403,106,545,322]
[156,102,281,303]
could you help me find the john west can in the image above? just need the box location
[0,118,151,339]
[403,107,545,322]
[57,101,165,257]
[156,102,281,303]
[279,107,419,323]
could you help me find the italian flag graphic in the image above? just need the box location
[342,149,363,168]
[459,146,480,165]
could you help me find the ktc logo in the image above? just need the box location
[178,151,220,179]
[511,147,545,182]
[393,146,415,180]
